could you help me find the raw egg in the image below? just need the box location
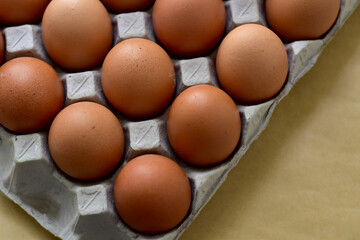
[48,102,124,181]
[42,0,113,71]
[0,0,50,26]
[167,85,241,167]
[216,24,288,104]
[265,0,341,41]
[113,154,191,234]
[101,38,175,119]
[152,0,226,58]
[0,57,64,134]
[0,31,4,64]
[101,0,154,13]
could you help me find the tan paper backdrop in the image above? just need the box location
[1,6,360,240]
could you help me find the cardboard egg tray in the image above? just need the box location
[0,0,359,239]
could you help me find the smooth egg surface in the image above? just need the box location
[114,154,191,234]
[101,38,175,119]
[167,84,241,167]
[216,24,288,104]
[0,0,50,26]
[42,0,113,71]
[48,102,124,181]
[152,0,226,58]
[265,0,341,41]
[0,57,64,133]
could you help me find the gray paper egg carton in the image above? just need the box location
[0,0,359,239]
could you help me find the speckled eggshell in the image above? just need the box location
[113,154,191,234]
[42,0,113,71]
[0,0,50,26]
[101,38,175,119]
[216,24,288,104]
[0,57,64,134]
[0,31,4,64]
[152,0,226,58]
[48,102,125,181]
[101,0,155,13]
[167,85,241,167]
[265,0,341,41]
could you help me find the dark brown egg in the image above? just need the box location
[167,85,241,167]
[113,154,191,234]
[265,0,341,41]
[101,38,175,119]
[216,24,288,104]
[152,0,226,58]
[0,57,64,134]
[48,102,124,181]
[42,0,113,71]
[0,0,50,26]
[101,0,154,13]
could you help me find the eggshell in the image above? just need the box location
[48,102,124,181]
[265,0,341,41]
[216,24,288,104]
[0,57,64,134]
[113,154,191,234]
[152,0,226,58]
[101,38,175,119]
[101,0,154,13]
[42,0,113,71]
[167,85,241,167]
[0,0,50,26]
[0,31,4,64]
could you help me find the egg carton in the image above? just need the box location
[0,0,359,239]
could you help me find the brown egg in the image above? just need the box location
[0,31,4,65]
[0,57,64,134]
[48,102,124,181]
[167,85,241,167]
[113,154,191,234]
[216,24,288,104]
[0,0,50,26]
[265,0,341,41]
[152,0,226,58]
[42,0,113,71]
[101,0,154,13]
[101,38,175,119]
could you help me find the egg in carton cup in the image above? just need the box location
[0,0,359,239]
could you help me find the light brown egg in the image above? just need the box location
[42,0,113,71]
[167,85,241,167]
[0,31,4,64]
[265,0,341,41]
[152,0,226,58]
[101,0,154,13]
[101,38,175,119]
[216,24,288,104]
[48,102,124,181]
[113,154,191,234]
[0,0,50,26]
[0,57,64,134]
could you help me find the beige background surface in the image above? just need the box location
[1,6,360,240]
